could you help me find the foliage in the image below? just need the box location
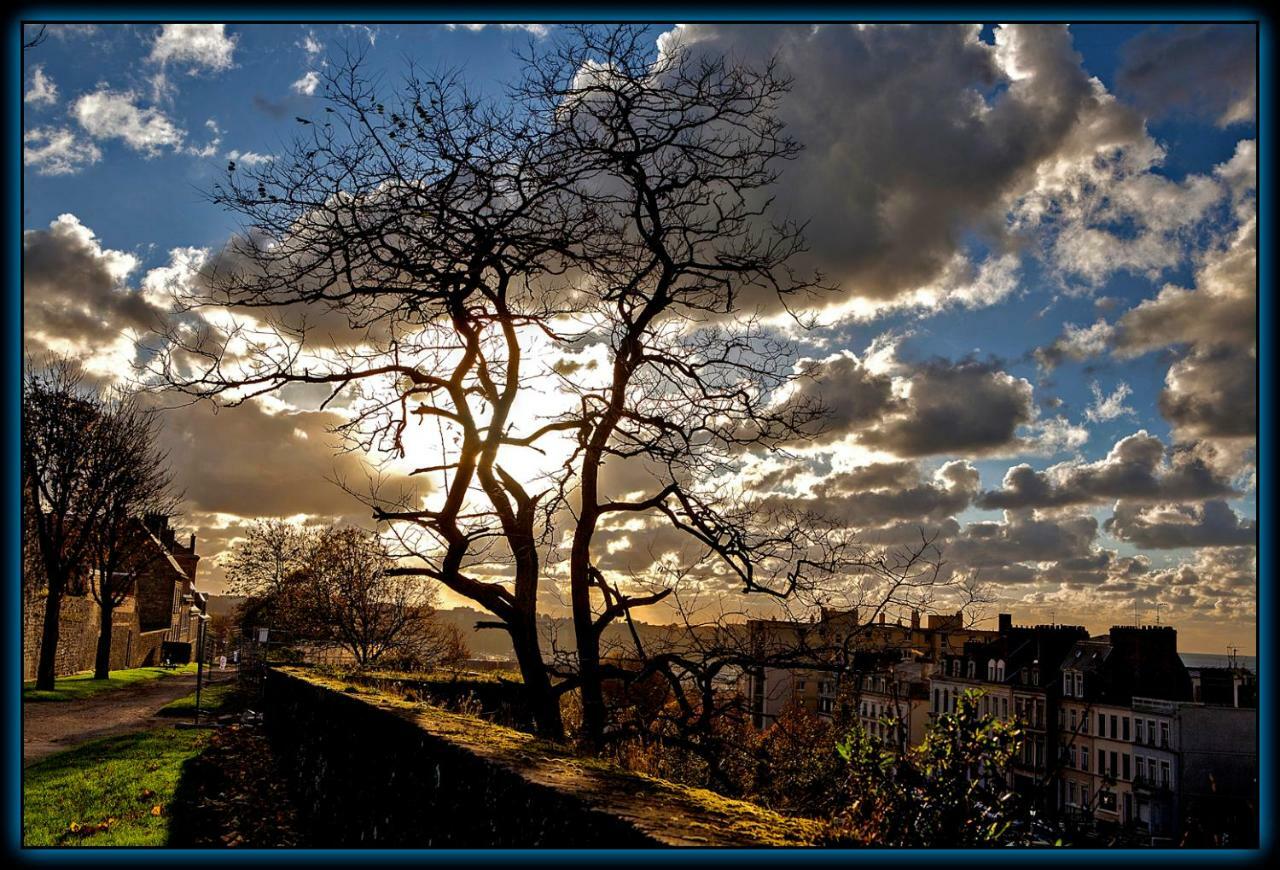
[22,726,210,846]
[830,689,1027,847]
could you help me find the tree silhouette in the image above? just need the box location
[154,26,973,743]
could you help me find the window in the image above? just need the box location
[933,688,940,712]
[1160,721,1170,748]
[1075,672,1083,697]
[996,660,1005,681]
[1098,790,1116,813]
[1099,749,1105,774]
[1122,754,1130,780]
[1161,760,1171,788]
[1081,750,1088,772]
[1136,756,1146,783]
[1110,715,1118,738]
[1069,746,1077,768]
[1063,671,1072,694]
[1148,719,1157,745]
[1081,712,1089,735]
[1122,717,1130,741]
[1068,781,1077,805]
[967,660,976,679]
[1110,751,1118,777]
[1070,709,1078,731]
[1001,698,1008,718]
[1136,719,1145,744]
[1099,712,1105,734]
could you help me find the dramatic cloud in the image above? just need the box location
[23,127,102,176]
[776,352,897,445]
[946,510,1101,581]
[761,460,980,528]
[1117,24,1256,126]
[148,24,238,74]
[859,359,1035,457]
[1106,499,1256,549]
[977,430,1236,510]
[157,398,430,519]
[23,214,161,351]
[24,65,58,106]
[71,89,186,156]
[663,23,1148,316]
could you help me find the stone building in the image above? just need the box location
[22,515,205,680]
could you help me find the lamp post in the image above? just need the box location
[191,606,209,725]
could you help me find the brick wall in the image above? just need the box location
[23,593,101,681]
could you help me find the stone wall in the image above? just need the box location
[264,667,826,848]
[23,593,101,681]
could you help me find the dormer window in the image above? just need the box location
[967,660,976,679]
[987,659,996,681]
[995,660,1005,681]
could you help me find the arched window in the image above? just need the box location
[967,660,976,679]
[988,659,997,681]
[996,660,1006,681]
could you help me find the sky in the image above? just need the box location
[21,22,1258,653]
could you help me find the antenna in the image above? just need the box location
[1227,645,1239,670]
[1155,603,1165,625]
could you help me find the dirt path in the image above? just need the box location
[23,670,238,767]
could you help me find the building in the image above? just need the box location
[746,607,994,730]
[23,515,206,680]
[1057,626,1190,837]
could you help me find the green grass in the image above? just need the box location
[23,664,198,703]
[156,682,240,718]
[23,726,211,846]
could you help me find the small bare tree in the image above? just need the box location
[87,392,180,679]
[22,359,160,690]
[306,525,437,668]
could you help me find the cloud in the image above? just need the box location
[661,23,1149,317]
[775,351,897,445]
[156,397,431,519]
[224,149,274,167]
[24,64,58,106]
[858,358,1035,458]
[760,459,980,528]
[1035,318,1115,369]
[148,24,238,74]
[1106,499,1255,549]
[1084,381,1135,423]
[977,430,1236,510]
[23,127,102,176]
[291,71,321,96]
[1112,168,1256,441]
[71,88,186,156]
[946,510,1101,580]
[22,214,162,352]
[446,23,551,37]
[1117,24,1256,126]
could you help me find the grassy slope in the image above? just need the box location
[23,664,198,703]
[23,727,211,846]
[156,683,239,717]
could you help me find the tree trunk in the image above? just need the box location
[570,537,606,747]
[509,621,563,741]
[35,580,63,691]
[93,599,114,679]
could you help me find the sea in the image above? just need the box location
[1180,652,1257,673]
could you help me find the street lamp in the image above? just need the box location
[191,606,210,725]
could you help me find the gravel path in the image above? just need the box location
[23,669,238,767]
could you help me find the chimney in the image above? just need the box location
[188,533,196,552]
[879,613,886,624]
[998,613,1013,634]
[911,609,920,631]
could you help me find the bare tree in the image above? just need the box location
[23,24,48,51]
[87,392,180,679]
[152,28,971,745]
[22,359,152,689]
[306,525,437,667]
